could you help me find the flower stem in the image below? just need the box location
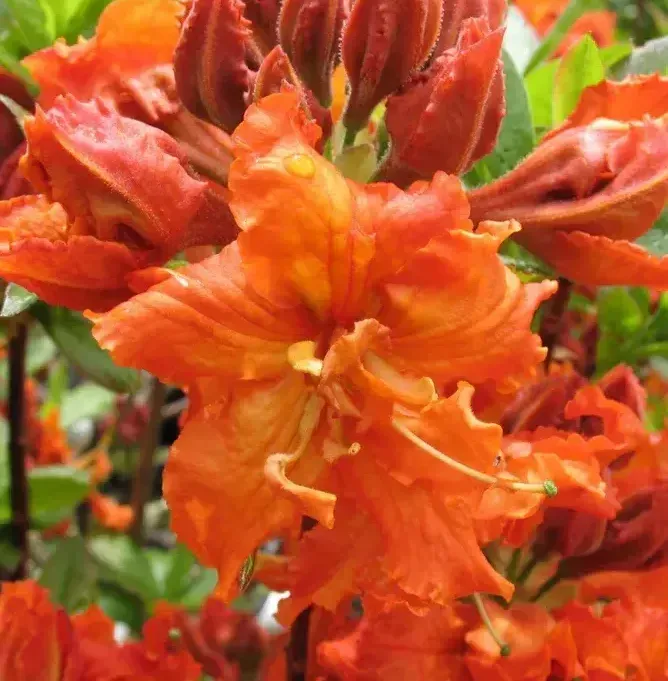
[540,278,572,369]
[8,321,29,579]
[130,378,166,543]
[530,572,562,603]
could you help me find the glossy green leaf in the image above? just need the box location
[39,536,97,612]
[3,0,56,52]
[467,50,535,184]
[32,303,141,393]
[60,383,116,429]
[89,535,160,602]
[525,59,559,131]
[524,0,605,74]
[553,36,605,124]
[0,284,37,318]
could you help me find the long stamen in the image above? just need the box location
[472,593,511,657]
[391,419,558,497]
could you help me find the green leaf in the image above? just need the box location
[500,241,554,283]
[43,359,69,414]
[616,36,668,77]
[525,59,560,131]
[0,465,90,525]
[598,288,645,336]
[39,536,97,612]
[335,143,377,183]
[177,567,218,610]
[524,0,605,74]
[97,582,146,633]
[3,0,56,52]
[636,210,668,256]
[466,50,535,184]
[32,303,141,393]
[89,535,160,602]
[29,466,91,525]
[553,36,605,124]
[60,383,116,429]
[164,544,197,600]
[598,43,633,70]
[0,284,37,318]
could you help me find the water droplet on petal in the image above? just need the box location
[283,153,316,178]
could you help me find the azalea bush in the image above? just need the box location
[1,0,668,679]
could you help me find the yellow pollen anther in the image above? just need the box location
[348,442,361,455]
[288,340,323,377]
[283,153,316,178]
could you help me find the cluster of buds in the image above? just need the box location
[175,0,507,175]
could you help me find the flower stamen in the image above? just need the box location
[472,592,511,657]
[391,419,557,497]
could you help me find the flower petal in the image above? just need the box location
[519,230,668,288]
[0,196,153,311]
[470,118,668,243]
[24,0,184,122]
[317,602,471,681]
[546,74,668,139]
[23,96,235,255]
[377,221,555,391]
[231,91,473,322]
[91,244,319,389]
[163,372,321,599]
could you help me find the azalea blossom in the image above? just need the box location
[86,89,614,621]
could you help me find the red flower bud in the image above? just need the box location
[174,0,257,132]
[278,0,347,105]
[244,0,282,53]
[381,18,505,184]
[341,0,443,132]
[435,0,506,56]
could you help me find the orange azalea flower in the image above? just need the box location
[0,96,236,311]
[469,76,668,287]
[93,91,558,612]
[317,601,475,680]
[0,581,78,681]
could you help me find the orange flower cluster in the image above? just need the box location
[0,0,667,678]
[0,581,285,681]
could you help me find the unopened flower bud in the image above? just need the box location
[381,18,505,184]
[435,0,506,56]
[174,0,255,132]
[278,0,347,105]
[341,0,443,132]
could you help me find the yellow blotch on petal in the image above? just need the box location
[283,153,317,179]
